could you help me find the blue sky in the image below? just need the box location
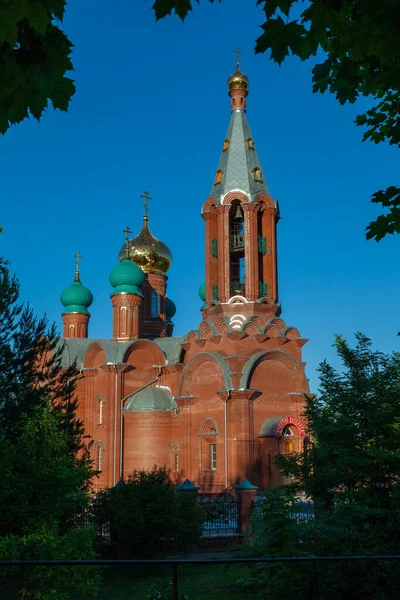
[1,0,398,392]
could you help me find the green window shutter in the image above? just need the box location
[258,235,267,255]
[259,281,269,298]
[211,239,218,257]
[212,285,219,300]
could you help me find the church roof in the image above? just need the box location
[209,109,269,202]
[124,385,177,412]
[56,336,186,369]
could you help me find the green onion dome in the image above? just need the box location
[199,281,206,303]
[109,258,145,295]
[165,298,176,320]
[60,280,93,315]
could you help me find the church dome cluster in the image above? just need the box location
[59,195,176,340]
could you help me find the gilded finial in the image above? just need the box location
[233,47,242,71]
[74,251,82,282]
[122,225,132,259]
[140,190,153,222]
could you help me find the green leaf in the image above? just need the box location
[25,1,51,34]
[256,17,306,64]
[50,76,75,111]
[152,0,197,21]
[48,0,67,21]
[366,187,400,241]
[257,0,295,18]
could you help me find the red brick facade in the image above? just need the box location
[59,66,309,493]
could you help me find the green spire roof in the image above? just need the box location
[60,279,93,315]
[209,108,271,203]
[109,258,145,295]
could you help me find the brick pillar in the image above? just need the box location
[235,479,258,535]
[242,202,260,301]
[111,293,142,341]
[62,312,90,338]
[227,389,261,483]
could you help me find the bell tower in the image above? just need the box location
[201,57,280,325]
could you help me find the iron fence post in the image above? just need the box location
[172,563,178,600]
[312,559,319,600]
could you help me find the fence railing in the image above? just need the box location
[1,556,400,600]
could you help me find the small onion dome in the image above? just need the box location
[165,298,176,320]
[109,258,145,295]
[119,219,172,274]
[199,281,206,303]
[60,280,93,315]
[228,68,249,91]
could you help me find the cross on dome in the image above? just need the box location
[74,251,82,282]
[233,47,242,70]
[140,190,153,221]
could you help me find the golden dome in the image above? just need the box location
[118,218,172,274]
[228,68,249,91]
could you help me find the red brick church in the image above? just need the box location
[58,61,309,492]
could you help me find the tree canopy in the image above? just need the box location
[0,256,98,598]
[245,334,400,599]
[0,0,399,239]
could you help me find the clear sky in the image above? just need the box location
[1,0,398,392]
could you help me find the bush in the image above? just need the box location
[93,466,204,557]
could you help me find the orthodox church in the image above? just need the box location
[58,60,309,492]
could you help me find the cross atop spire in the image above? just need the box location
[122,225,132,258]
[74,251,82,282]
[233,47,242,70]
[140,190,153,221]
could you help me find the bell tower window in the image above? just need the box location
[223,139,230,152]
[229,202,245,297]
[151,291,160,317]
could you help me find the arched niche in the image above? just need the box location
[84,342,106,368]
[240,350,309,393]
[177,352,231,398]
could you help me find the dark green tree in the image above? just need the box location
[94,466,204,558]
[0,256,98,598]
[277,333,400,515]
[243,334,400,598]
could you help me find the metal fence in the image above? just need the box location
[1,556,400,600]
[252,497,315,528]
[197,492,239,535]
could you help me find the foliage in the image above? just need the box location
[0,528,99,600]
[243,334,400,598]
[0,256,98,598]
[93,466,204,557]
[152,0,400,240]
[0,1,74,135]
[147,581,190,600]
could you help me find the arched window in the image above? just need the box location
[95,394,105,425]
[171,442,180,472]
[94,441,104,472]
[151,291,160,317]
[282,425,294,454]
[199,419,219,471]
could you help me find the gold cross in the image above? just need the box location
[74,251,82,281]
[122,225,132,258]
[140,190,153,219]
[122,225,132,245]
[233,47,242,70]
